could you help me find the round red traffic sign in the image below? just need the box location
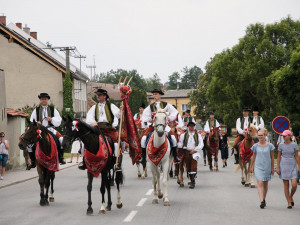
[272,116,290,134]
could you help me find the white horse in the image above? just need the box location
[147,109,173,206]
[136,161,148,179]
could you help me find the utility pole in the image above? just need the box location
[74,54,86,75]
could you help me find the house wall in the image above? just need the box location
[149,97,194,117]
[74,79,87,117]
[0,69,7,133]
[0,35,64,111]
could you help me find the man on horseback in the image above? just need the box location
[79,88,121,170]
[134,103,149,128]
[232,107,252,164]
[29,93,66,169]
[178,121,204,189]
[139,89,180,164]
[203,112,220,165]
[252,106,264,130]
[183,109,195,125]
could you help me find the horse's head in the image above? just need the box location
[153,109,168,137]
[18,119,40,150]
[247,123,257,140]
[209,126,219,142]
[62,116,78,150]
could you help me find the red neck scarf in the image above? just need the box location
[239,139,253,163]
[147,134,169,166]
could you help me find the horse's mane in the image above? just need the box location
[77,120,106,137]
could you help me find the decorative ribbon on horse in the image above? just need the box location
[146,134,168,166]
[239,139,253,163]
[35,134,59,172]
[120,90,142,165]
[84,135,112,178]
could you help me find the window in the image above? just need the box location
[181,104,190,112]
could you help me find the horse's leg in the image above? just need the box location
[215,152,219,172]
[104,170,112,212]
[250,159,255,188]
[87,172,94,215]
[240,162,245,185]
[244,162,250,187]
[143,161,148,178]
[157,166,163,199]
[207,151,213,171]
[169,163,173,178]
[163,158,171,206]
[115,167,123,209]
[179,161,184,187]
[44,171,51,206]
[136,162,142,178]
[49,172,55,202]
[151,164,158,204]
[38,167,46,206]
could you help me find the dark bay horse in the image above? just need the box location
[18,120,57,206]
[62,117,123,215]
[205,126,220,171]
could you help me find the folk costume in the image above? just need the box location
[139,89,180,163]
[183,110,195,126]
[29,93,65,168]
[232,107,253,164]
[252,106,264,130]
[178,122,204,188]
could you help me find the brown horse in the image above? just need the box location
[18,120,57,206]
[205,126,220,171]
[235,123,257,188]
[135,121,147,179]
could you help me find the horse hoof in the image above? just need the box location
[145,174,148,177]
[99,209,106,214]
[141,176,145,179]
[188,182,191,185]
[152,199,158,204]
[116,203,123,209]
[180,184,184,187]
[40,199,46,206]
[251,185,256,188]
[245,184,250,187]
[241,181,245,185]
[177,180,180,184]
[164,201,170,206]
[45,200,49,206]
[106,206,111,211]
[158,194,163,199]
[49,197,54,202]
[87,208,93,215]
[216,168,219,172]
[138,174,141,178]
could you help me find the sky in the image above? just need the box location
[1,0,300,82]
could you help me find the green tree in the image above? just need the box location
[62,72,74,119]
[167,72,180,90]
[129,87,148,115]
[180,66,203,89]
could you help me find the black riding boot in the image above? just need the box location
[189,174,195,189]
[58,148,66,165]
[28,151,36,170]
[234,153,239,164]
[139,148,146,164]
[78,157,86,170]
[172,147,180,163]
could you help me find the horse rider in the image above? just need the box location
[183,109,195,126]
[139,88,180,164]
[252,106,264,130]
[178,121,204,189]
[134,103,148,127]
[203,112,220,165]
[29,93,66,169]
[79,88,121,170]
[232,107,252,164]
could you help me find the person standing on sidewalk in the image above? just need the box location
[219,128,229,168]
[250,128,275,209]
[277,130,300,209]
[0,132,9,180]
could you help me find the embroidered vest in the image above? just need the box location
[207,119,216,128]
[253,116,261,126]
[183,132,199,147]
[150,101,168,112]
[240,116,253,130]
[95,102,114,125]
[36,105,54,126]
[184,116,193,123]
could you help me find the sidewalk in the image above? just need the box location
[0,157,80,189]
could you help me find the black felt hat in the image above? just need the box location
[187,121,196,127]
[95,88,109,99]
[253,106,259,112]
[139,103,146,109]
[185,109,191,114]
[151,89,164,95]
[242,107,251,112]
[209,111,214,115]
[38,93,50,99]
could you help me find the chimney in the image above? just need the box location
[23,24,30,34]
[30,32,37,39]
[0,15,6,26]
[16,22,22,29]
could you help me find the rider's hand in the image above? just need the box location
[92,122,98,127]
[190,150,195,154]
[120,105,124,111]
[37,121,42,124]
[149,118,154,123]
[46,117,52,122]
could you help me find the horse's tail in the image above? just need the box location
[234,164,241,173]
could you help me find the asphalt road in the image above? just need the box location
[0,153,299,225]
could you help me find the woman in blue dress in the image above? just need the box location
[277,130,300,209]
[250,128,275,209]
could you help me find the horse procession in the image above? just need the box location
[16,76,299,215]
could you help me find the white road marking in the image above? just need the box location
[123,210,137,222]
[146,189,153,196]
[136,198,147,207]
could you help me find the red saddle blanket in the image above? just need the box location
[35,134,59,172]
[146,135,169,166]
[84,135,112,178]
[239,139,253,163]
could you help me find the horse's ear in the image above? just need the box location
[33,119,37,125]
[26,117,31,124]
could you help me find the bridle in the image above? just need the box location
[153,112,167,131]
